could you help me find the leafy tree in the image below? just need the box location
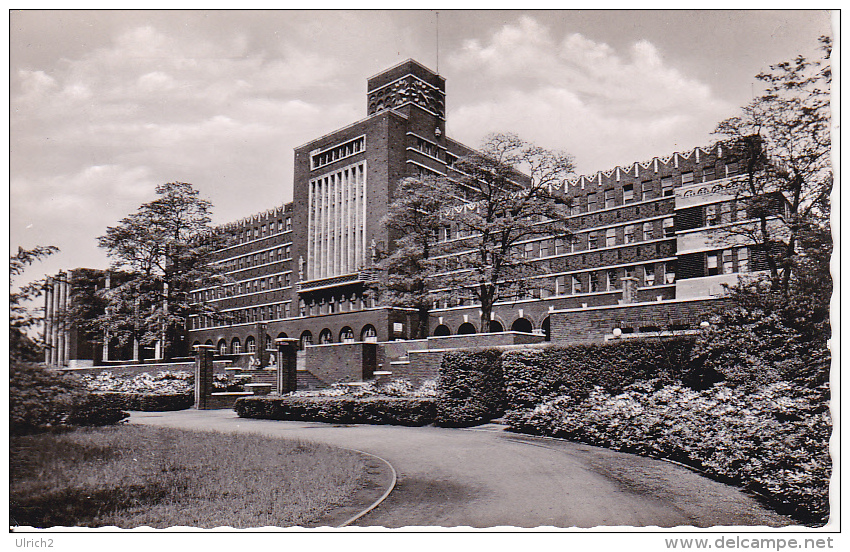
[693,38,833,391]
[714,36,832,296]
[377,176,452,339]
[435,133,575,332]
[10,245,59,362]
[97,182,229,359]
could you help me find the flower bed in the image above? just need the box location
[505,380,831,525]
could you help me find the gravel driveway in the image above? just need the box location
[130,409,794,529]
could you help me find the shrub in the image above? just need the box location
[506,380,831,525]
[436,349,505,427]
[10,362,128,434]
[235,395,436,426]
[502,338,696,412]
[92,392,194,412]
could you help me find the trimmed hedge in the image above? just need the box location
[502,338,697,411]
[436,349,505,427]
[94,392,194,412]
[235,395,436,426]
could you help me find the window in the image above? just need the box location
[539,240,550,258]
[446,153,458,167]
[663,218,675,237]
[587,193,597,211]
[623,184,634,203]
[524,242,534,259]
[662,177,674,197]
[706,204,718,226]
[284,245,291,258]
[643,222,654,241]
[665,262,676,284]
[589,273,600,292]
[736,202,748,222]
[555,237,567,255]
[571,203,582,216]
[703,167,716,182]
[644,264,656,286]
[444,225,453,241]
[738,248,749,273]
[311,137,364,170]
[624,224,635,244]
[284,273,291,287]
[284,303,291,318]
[572,275,582,294]
[723,249,735,274]
[642,181,654,201]
[261,224,266,237]
[707,253,720,276]
[285,217,292,231]
[587,232,598,250]
[605,189,616,208]
[681,171,694,185]
[606,228,616,247]
[720,202,732,224]
[607,269,619,291]
[554,275,566,295]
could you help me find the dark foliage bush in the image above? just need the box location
[93,392,194,412]
[235,395,436,426]
[436,349,505,427]
[10,362,128,434]
[502,338,696,412]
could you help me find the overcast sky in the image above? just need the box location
[9,9,833,286]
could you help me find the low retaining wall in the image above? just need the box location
[61,360,232,376]
[550,297,726,343]
[304,342,378,386]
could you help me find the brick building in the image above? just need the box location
[185,59,775,354]
[46,59,775,368]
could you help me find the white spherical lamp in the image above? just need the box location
[612,328,622,338]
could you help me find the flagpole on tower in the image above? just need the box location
[436,10,440,74]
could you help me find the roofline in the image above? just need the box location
[366,58,443,82]
[293,109,409,152]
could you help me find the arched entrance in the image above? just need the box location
[231,337,241,354]
[319,328,333,344]
[542,316,551,341]
[458,322,476,334]
[488,320,504,333]
[361,324,378,342]
[217,339,227,356]
[299,330,313,349]
[433,324,451,336]
[340,327,355,343]
[511,318,533,333]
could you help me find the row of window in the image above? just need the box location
[564,166,737,215]
[311,137,365,170]
[193,272,293,303]
[220,245,292,273]
[192,302,294,329]
[231,217,292,245]
[299,293,377,317]
[433,263,675,309]
[707,248,749,276]
[705,202,749,227]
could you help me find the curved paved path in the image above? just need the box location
[130,410,794,529]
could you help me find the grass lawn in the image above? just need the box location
[10,425,366,529]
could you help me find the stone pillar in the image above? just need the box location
[51,276,60,366]
[194,344,215,409]
[57,273,68,367]
[102,272,111,363]
[44,277,54,366]
[256,322,268,368]
[275,338,299,394]
[621,276,639,305]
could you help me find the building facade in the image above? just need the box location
[46,59,774,368]
[185,59,775,353]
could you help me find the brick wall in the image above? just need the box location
[304,342,378,386]
[551,297,727,343]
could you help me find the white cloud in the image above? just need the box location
[447,16,736,173]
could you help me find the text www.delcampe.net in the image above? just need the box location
[664,537,835,550]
